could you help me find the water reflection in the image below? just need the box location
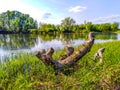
[95,32,117,40]
[0,32,119,61]
[0,34,36,50]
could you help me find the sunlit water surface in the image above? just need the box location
[0,32,120,61]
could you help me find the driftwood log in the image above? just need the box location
[35,32,95,71]
[94,48,105,62]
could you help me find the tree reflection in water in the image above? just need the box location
[0,32,119,61]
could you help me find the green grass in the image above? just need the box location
[0,41,120,90]
[114,30,120,33]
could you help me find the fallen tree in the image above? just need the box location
[35,32,95,71]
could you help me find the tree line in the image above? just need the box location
[38,17,119,33]
[0,10,38,33]
[0,10,119,34]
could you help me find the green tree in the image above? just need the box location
[111,22,119,31]
[100,23,111,31]
[39,23,56,32]
[0,10,38,33]
[79,24,86,30]
[72,24,80,32]
[0,21,3,30]
[85,22,93,32]
[60,17,76,32]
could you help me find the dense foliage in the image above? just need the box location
[0,10,38,33]
[0,10,119,33]
[39,18,119,33]
[0,41,120,89]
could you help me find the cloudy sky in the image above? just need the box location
[0,0,120,24]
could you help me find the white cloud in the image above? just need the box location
[42,13,52,19]
[0,0,56,23]
[0,0,71,24]
[69,6,87,13]
[89,15,120,23]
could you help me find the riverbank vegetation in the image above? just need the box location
[0,41,120,90]
[0,10,38,34]
[0,10,119,34]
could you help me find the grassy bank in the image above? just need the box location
[0,41,120,90]
[115,30,120,33]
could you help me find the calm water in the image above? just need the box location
[0,32,120,61]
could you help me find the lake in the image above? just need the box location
[0,32,120,61]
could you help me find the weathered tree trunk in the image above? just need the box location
[35,32,95,71]
[94,48,105,62]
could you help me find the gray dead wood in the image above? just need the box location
[35,32,95,71]
[94,48,105,62]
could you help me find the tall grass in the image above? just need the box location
[0,41,120,90]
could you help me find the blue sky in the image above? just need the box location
[0,0,120,24]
